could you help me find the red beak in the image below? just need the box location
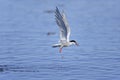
[75,42,79,46]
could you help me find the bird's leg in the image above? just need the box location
[59,46,63,53]
[59,48,62,53]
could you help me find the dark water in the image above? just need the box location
[0,0,120,80]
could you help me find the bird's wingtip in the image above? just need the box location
[56,6,58,9]
[56,6,60,11]
[55,6,58,13]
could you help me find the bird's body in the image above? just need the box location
[53,42,72,47]
[53,7,78,53]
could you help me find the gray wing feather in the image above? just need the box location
[55,7,70,42]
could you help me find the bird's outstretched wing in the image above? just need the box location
[55,7,71,43]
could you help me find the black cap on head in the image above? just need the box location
[70,40,76,42]
[70,40,79,46]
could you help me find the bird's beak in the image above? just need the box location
[75,42,79,46]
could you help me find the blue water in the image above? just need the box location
[0,0,120,80]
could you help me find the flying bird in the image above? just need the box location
[52,7,79,53]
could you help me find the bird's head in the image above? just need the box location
[70,40,79,46]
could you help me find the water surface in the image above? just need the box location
[0,0,120,80]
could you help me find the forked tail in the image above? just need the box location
[52,44,61,48]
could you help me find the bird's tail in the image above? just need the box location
[52,44,61,48]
